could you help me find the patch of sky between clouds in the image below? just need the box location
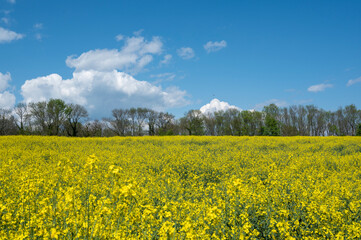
[150,73,176,84]
[33,23,43,30]
[253,99,288,111]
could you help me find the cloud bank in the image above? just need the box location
[21,35,189,118]
[21,70,188,117]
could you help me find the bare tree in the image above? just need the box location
[180,110,204,135]
[81,120,103,137]
[147,109,157,136]
[14,102,31,134]
[0,108,17,135]
[105,109,130,136]
[136,108,149,136]
[203,112,217,136]
[156,112,175,135]
[297,105,308,135]
[29,101,48,135]
[65,104,88,137]
[344,104,359,136]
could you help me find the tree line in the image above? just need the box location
[1,98,361,136]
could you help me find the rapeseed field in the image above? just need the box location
[0,136,361,239]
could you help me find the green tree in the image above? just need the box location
[264,115,280,136]
[263,104,280,136]
[356,123,361,136]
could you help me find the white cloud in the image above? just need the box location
[7,0,16,3]
[21,70,189,118]
[0,91,16,109]
[307,83,333,92]
[254,99,288,111]
[66,35,163,73]
[150,72,176,84]
[160,54,172,64]
[0,72,15,109]
[203,40,227,53]
[0,72,11,92]
[346,76,361,87]
[200,98,240,114]
[0,27,24,43]
[20,33,190,117]
[177,47,195,59]
[115,34,124,41]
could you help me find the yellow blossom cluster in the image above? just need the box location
[0,136,361,239]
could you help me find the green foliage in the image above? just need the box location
[357,123,361,136]
[263,115,280,136]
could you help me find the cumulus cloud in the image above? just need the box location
[203,40,227,53]
[0,91,16,109]
[160,54,172,65]
[200,98,240,114]
[20,34,190,117]
[177,47,195,59]
[254,99,288,111]
[0,27,24,43]
[0,72,15,109]
[346,76,361,87]
[21,70,189,118]
[307,83,333,92]
[66,35,163,73]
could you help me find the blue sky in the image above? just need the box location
[0,0,360,118]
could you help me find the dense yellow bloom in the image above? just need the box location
[0,136,361,239]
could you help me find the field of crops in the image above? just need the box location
[1,136,361,239]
